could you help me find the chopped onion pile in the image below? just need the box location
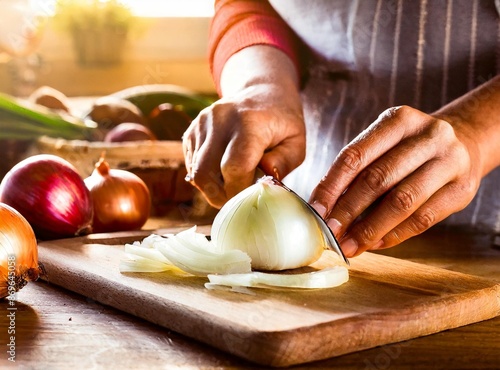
[120,226,349,291]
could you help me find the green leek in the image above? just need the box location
[0,93,96,140]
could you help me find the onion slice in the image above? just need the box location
[205,266,349,290]
[119,254,174,273]
[119,226,252,276]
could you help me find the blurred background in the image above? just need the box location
[0,0,216,97]
[0,0,219,220]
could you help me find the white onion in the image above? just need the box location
[211,177,327,270]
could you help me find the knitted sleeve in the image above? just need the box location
[208,0,303,94]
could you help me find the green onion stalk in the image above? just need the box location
[0,93,96,141]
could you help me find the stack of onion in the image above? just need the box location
[0,203,42,298]
[0,154,93,240]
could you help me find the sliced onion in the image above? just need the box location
[205,266,349,290]
[120,254,174,273]
[120,226,349,291]
[119,226,251,276]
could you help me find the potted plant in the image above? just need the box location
[53,0,137,66]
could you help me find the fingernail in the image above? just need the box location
[372,240,385,250]
[311,201,327,217]
[341,238,358,257]
[327,218,342,236]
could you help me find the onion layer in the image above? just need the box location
[85,156,151,233]
[206,265,349,290]
[0,203,42,298]
[0,154,93,239]
[119,226,252,276]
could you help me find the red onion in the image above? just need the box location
[0,154,93,240]
[104,122,157,142]
[84,156,151,233]
[147,103,192,140]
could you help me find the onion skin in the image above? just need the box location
[0,203,42,298]
[85,158,151,233]
[147,103,192,140]
[0,155,93,240]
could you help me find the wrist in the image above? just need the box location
[434,76,500,177]
[220,45,299,96]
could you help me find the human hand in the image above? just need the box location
[182,81,305,208]
[310,105,484,257]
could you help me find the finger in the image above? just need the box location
[327,128,441,236]
[187,111,232,208]
[259,134,306,181]
[339,157,458,257]
[221,132,270,199]
[182,113,208,178]
[376,180,477,250]
[310,106,430,215]
[191,140,228,208]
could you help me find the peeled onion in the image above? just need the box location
[0,154,93,240]
[85,156,151,233]
[211,176,329,270]
[0,203,42,298]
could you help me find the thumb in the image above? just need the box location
[260,138,305,180]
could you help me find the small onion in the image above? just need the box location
[0,154,93,240]
[0,203,43,298]
[104,122,157,143]
[211,176,328,271]
[85,156,151,233]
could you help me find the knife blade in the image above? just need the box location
[254,168,349,265]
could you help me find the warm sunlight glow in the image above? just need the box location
[121,0,214,17]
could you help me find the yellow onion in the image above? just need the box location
[0,154,93,240]
[0,203,42,299]
[85,156,151,233]
[211,176,333,270]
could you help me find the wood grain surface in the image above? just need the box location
[33,226,500,367]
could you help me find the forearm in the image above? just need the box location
[435,75,500,177]
[209,0,304,95]
[220,45,300,96]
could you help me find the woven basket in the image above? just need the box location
[24,136,216,220]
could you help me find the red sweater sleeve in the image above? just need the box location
[209,0,303,95]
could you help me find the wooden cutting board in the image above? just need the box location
[37,226,500,367]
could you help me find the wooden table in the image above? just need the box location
[1,218,499,369]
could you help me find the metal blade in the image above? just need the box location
[253,168,349,265]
